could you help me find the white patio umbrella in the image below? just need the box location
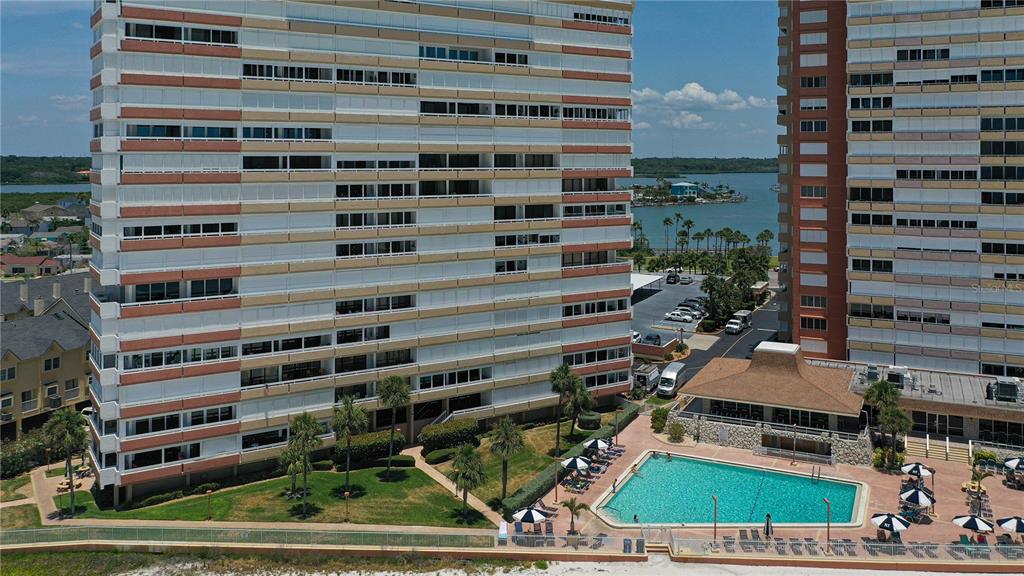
[996,516,1024,534]
[561,456,592,471]
[871,512,911,533]
[1004,457,1024,471]
[512,507,549,524]
[953,515,994,533]
[899,488,936,507]
[900,462,933,478]
[582,438,609,451]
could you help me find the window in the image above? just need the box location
[982,68,1024,83]
[562,346,630,367]
[336,295,414,315]
[0,395,11,409]
[418,366,493,390]
[494,51,528,66]
[495,259,527,273]
[134,281,181,303]
[190,406,234,426]
[982,166,1024,181]
[799,76,827,89]
[43,357,60,371]
[852,259,893,273]
[850,96,892,110]
[799,9,827,24]
[848,73,893,87]
[128,413,181,436]
[191,278,234,298]
[800,32,827,45]
[800,120,827,132]
[897,169,978,181]
[799,98,827,111]
[982,117,1024,132]
[335,240,416,257]
[981,191,1024,205]
[982,141,1024,157]
[337,325,390,344]
[851,213,892,226]
[800,185,826,198]
[851,120,892,133]
[418,46,479,61]
[800,317,827,331]
[983,242,1024,255]
[897,48,949,61]
[495,233,560,247]
[800,295,827,308]
[0,367,14,381]
[562,299,629,317]
[800,142,828,155]
[64,379,78,394]
[799,53,827,68]
[849,187,893,202]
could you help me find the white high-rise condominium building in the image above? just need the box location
[88,0,634,503]
[844,0,1024,377]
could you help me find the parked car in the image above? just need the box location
[684,297,706,307]
[675,306,702,318]
[642,333,662,346]
[678,275,694,285]
[632,331,642,344]
[664,310,693,323]
[657,361,687,397]
[725,319,744,334]
[666,273,679,284]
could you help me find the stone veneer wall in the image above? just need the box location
[669,413,874,466]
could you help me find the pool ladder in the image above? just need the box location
[810,466,821,482]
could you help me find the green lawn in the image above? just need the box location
[435,418,608,509]
[645,395,676,406]
[1,474,31,502]
[0,504,42,530]
[54,468,492,528]
[45,467,68,478]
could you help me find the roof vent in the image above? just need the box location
[991,376,1021,403]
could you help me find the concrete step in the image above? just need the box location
[904,437,970,464]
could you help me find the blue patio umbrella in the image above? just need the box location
[561,456,592,471]
[583,438,609,451]
[953,514,994,533]
[997,516,1024,534]
[872,512,911,533]
[900,462,933,478]
[899,488,936,507]
[512,507,549,524]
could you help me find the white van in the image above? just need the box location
[732,310,753,328]
[657,361,687,397]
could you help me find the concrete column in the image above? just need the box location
[113,486,120,508]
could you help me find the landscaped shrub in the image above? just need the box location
[872,447,906,470]
[973,449,998,466]
[675,341,688,354]
[651,407,669,434]
[667,421,685,443]
[138,490,184,508]
[424,448,455,465]
[312,459,334,471]
[343,455,415,471]
[418,420,479,453]
[0,429,50,479]
[500,402,640,517]
[698,319,719,333]
[578,411,602,431]
[187,482,220,496]
[335,430,407,463]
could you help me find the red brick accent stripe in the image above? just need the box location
[561,263,632,278]
[561,288,632,304]
[561,193,632,203]
[561,311,631,328]
[561,216,632,229]
[561,335,633,353]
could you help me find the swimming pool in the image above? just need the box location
[597,452,862,526]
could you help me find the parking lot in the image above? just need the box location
[631,272,781,384]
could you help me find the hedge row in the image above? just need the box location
[424,448,455,465]
[500,402,641,516]
[418,420,479,454]
[578,411,602,430]
[334,430,406,462]
[337,455,415,471]
[0,429,51,479]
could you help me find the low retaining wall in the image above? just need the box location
[671,552,1024,573]
[669,413,873,466]
[632,339,679,360]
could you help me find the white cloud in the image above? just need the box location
[634,121,651,130]
[49,94,90,111]
[71,21,84,30]
[661,111,714,130]
[632,82,772,112]
[16,115,39,123]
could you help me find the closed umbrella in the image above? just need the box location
[996,516,1024,534]
[561,456,592,471]
[1004,457,1024,471]
[583,438,609,451]
[953,515,994,533]
[763,513,774,539]
[872,512,911,533]
[899,488,936,507]
[900,463,933,478]
[513,507,549,524]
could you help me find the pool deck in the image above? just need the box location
[542,412,1022,547]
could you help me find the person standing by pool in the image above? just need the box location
[612,478,617,493]
[633,514,639,524]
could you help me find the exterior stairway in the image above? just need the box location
[904,436,971,465]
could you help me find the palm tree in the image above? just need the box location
[703,228,713,251]
[333,395,368,492]
[378,375,410,479]
[757,229,775,247]
[879,404,912,468]
[691,231,705,253]
[447,444,486,519]
[662,217,673,253]
[676,229,689,252]
[550,364,577,457]
[288,412,324,517]
[561,496,590,535]
[564,379,594,436]
[673,212,683,250]
[489,416,524,500]
[967,465,995,514]
[630,221,643,242]
[683,219,695,248]
[44,408,87,518]
[279,444,303,497]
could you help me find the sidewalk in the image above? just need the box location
[403,446,505,527]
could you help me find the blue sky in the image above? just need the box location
[0,0,779,158]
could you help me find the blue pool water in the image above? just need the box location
[600,454,859,525]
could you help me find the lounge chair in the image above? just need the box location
[544,521,555,546]
[738,530,753,553]
[722,535,736,553]
[513,522,524,546]
[789,537,803,555]
[804,538,820,555]
[774,538,787,555]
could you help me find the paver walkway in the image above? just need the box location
[403,446,504,527]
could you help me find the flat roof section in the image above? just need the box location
[630,273,662,292]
